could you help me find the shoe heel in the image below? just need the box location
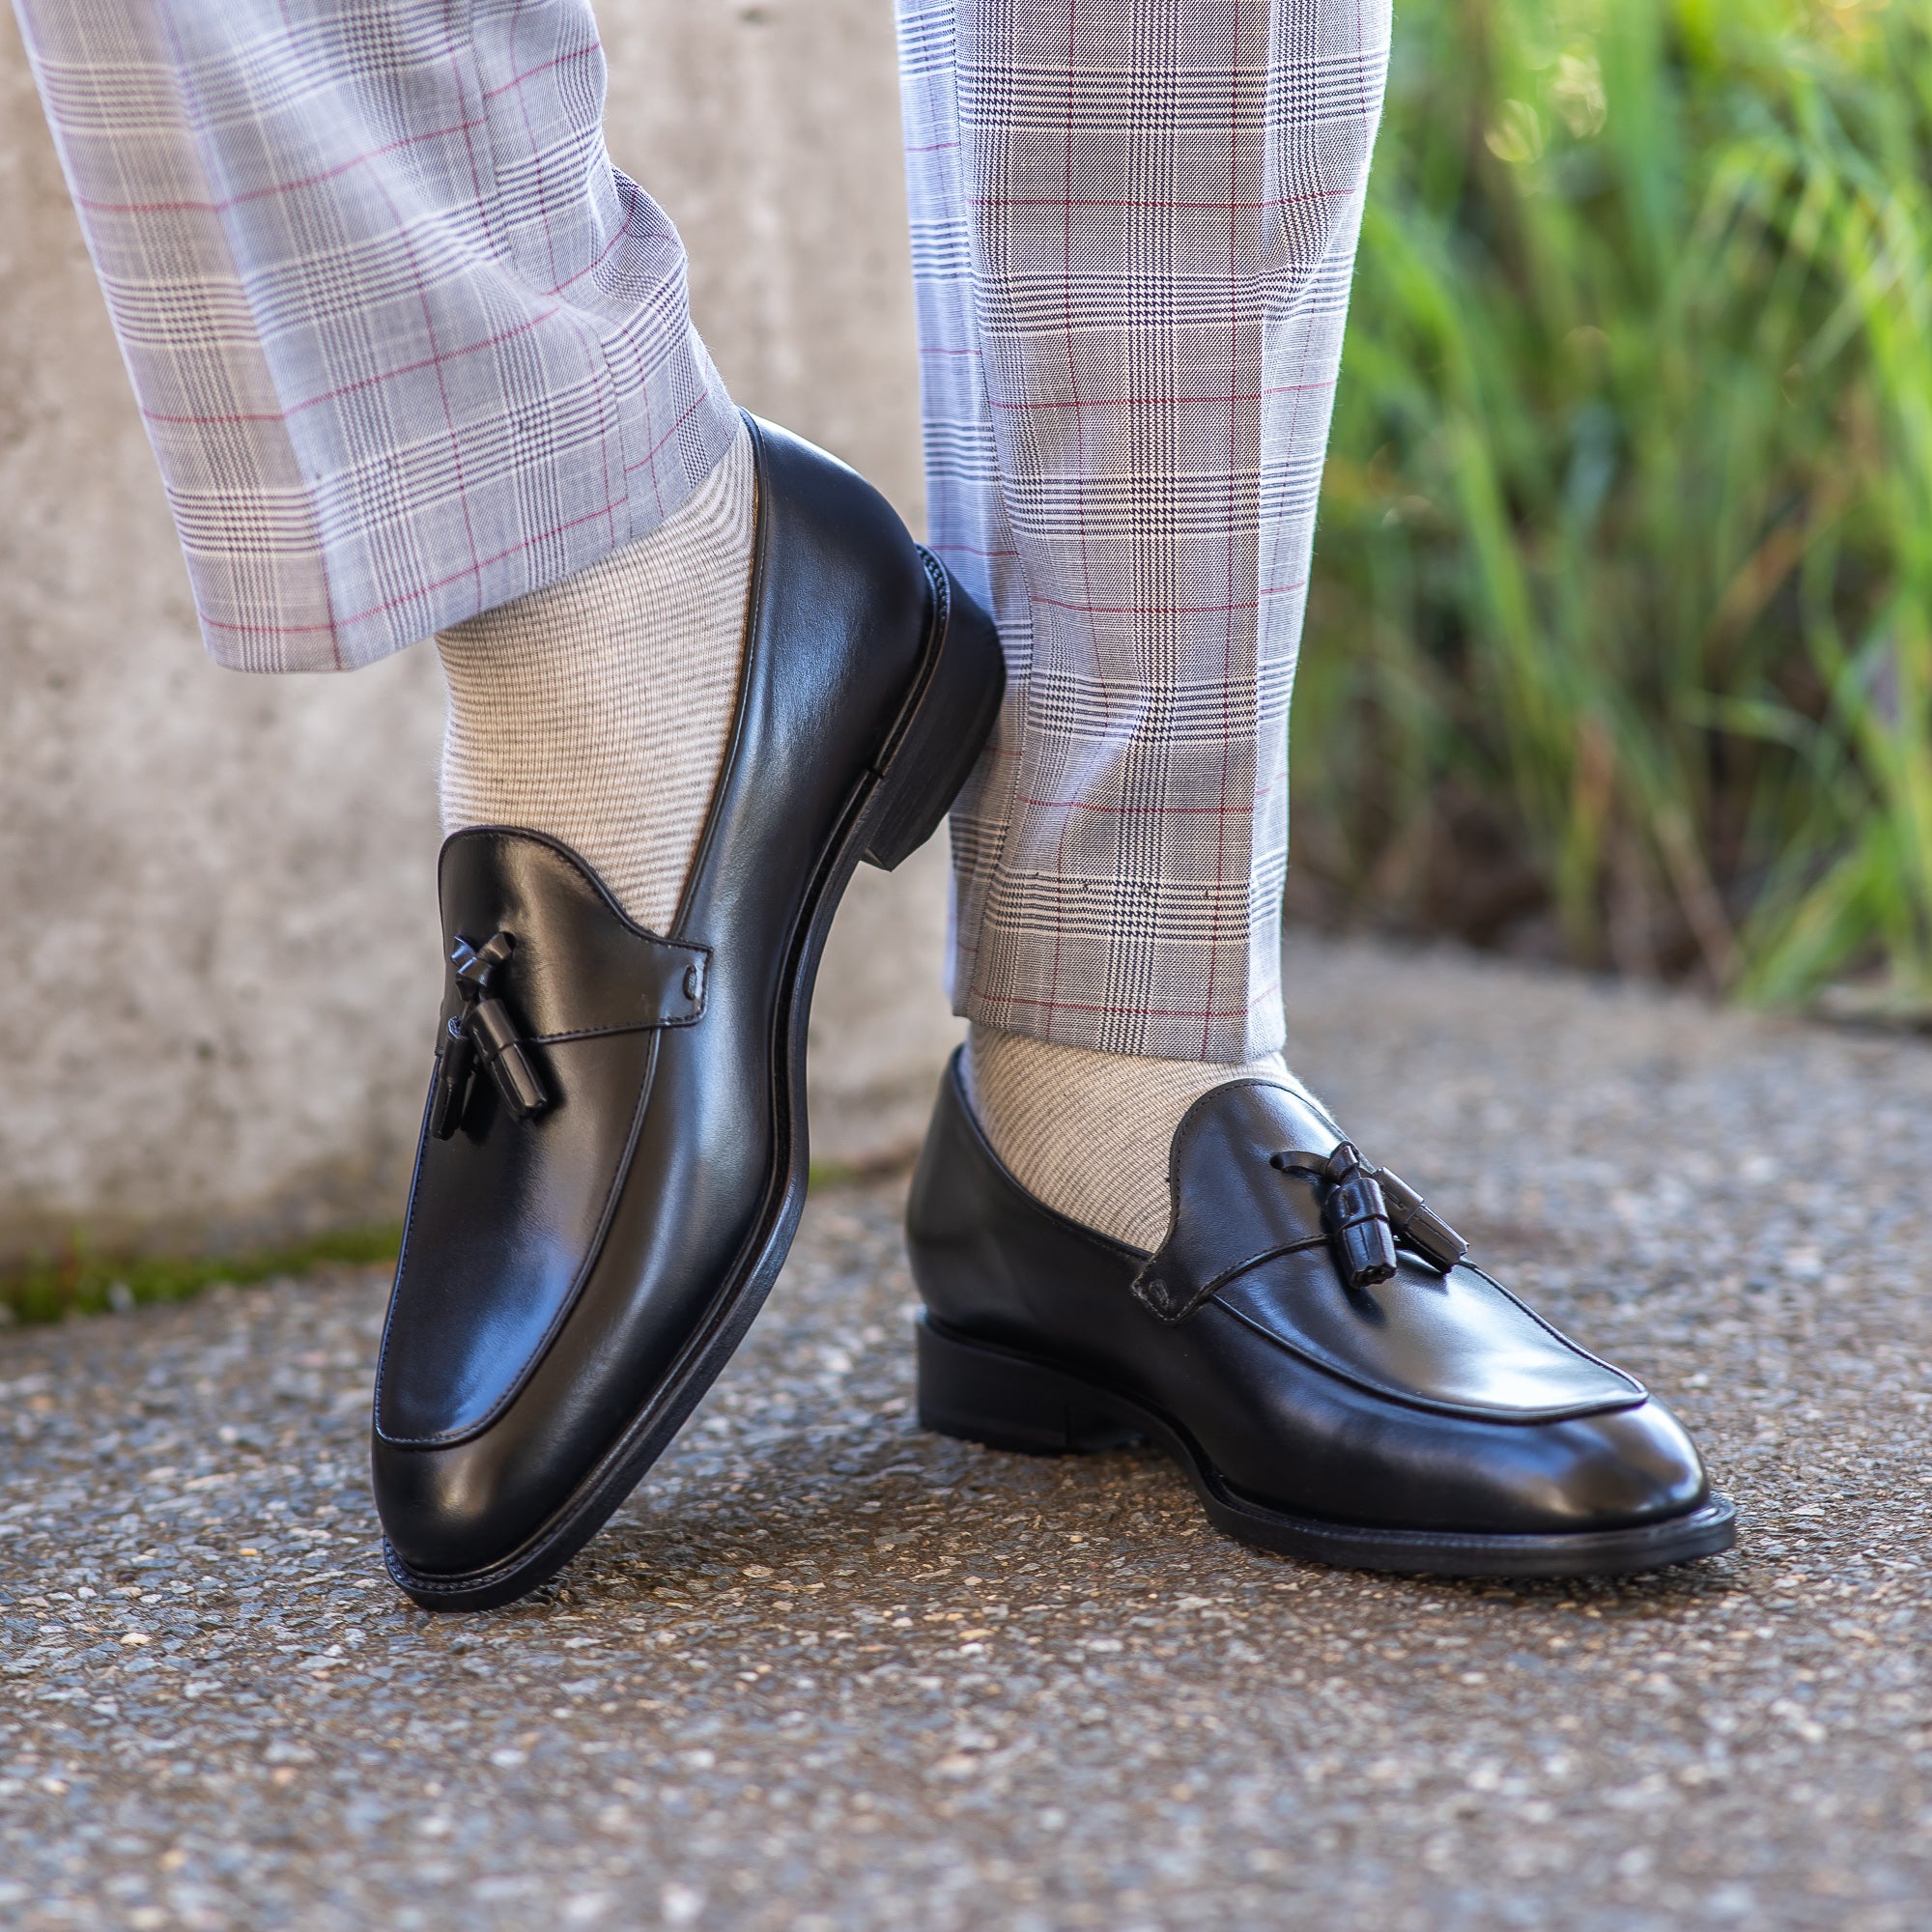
[916,1316,1140,1456]
[862,555,1005,871]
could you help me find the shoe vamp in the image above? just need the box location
[379,1030,652,1443]
[1212,1255,1643,1421]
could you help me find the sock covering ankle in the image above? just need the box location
[436,420,755,933]
[964,1024,1300,1253]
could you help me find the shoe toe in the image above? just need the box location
[1522,1395,1709,1530]
[371,1431,549,1586]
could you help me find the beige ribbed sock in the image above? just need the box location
[436,420,755,933]
[965,1024,1319,1253]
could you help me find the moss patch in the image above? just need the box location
[808,1152,915,1192]
[0,1225,402,1327]
[0,1154,908,1326]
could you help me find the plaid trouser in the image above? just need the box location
[901,0,1388,1059]
[18,0,1388,1064]
[14,0,740,672]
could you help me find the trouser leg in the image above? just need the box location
[13,0,738,671]
[899,0,1390,1064]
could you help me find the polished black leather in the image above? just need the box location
[1131,1083,1643,1422]
[907,1053,1717,1543]
[375,416,1003,1606]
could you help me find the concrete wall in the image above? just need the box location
[0,2,960,1265]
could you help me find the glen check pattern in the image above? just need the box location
[900,0,1388,1061]
[14,0,737,671]
[20,0,1386,1065]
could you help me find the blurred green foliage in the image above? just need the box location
[1300,0,1932,1000]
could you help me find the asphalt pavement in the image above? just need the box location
[4,934,1931,1930]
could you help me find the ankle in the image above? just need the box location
[965,1025,1290,1251]
[436,420,754,932]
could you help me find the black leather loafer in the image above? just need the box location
[906,1055,1736,1578]
[374,416,1004,1609]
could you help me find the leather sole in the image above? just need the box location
[383,556,1004,1610]
[916,1314,1738,1579]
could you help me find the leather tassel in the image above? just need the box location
[466,992,549,1119]
[1270,1140,1475,1293]
[1377,1167,1468,1274]
[1319,1141,1399,1289]
[429,929,552,1136]
[428,1016,475,1141]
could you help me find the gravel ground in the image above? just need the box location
[4,935,1932,1932]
